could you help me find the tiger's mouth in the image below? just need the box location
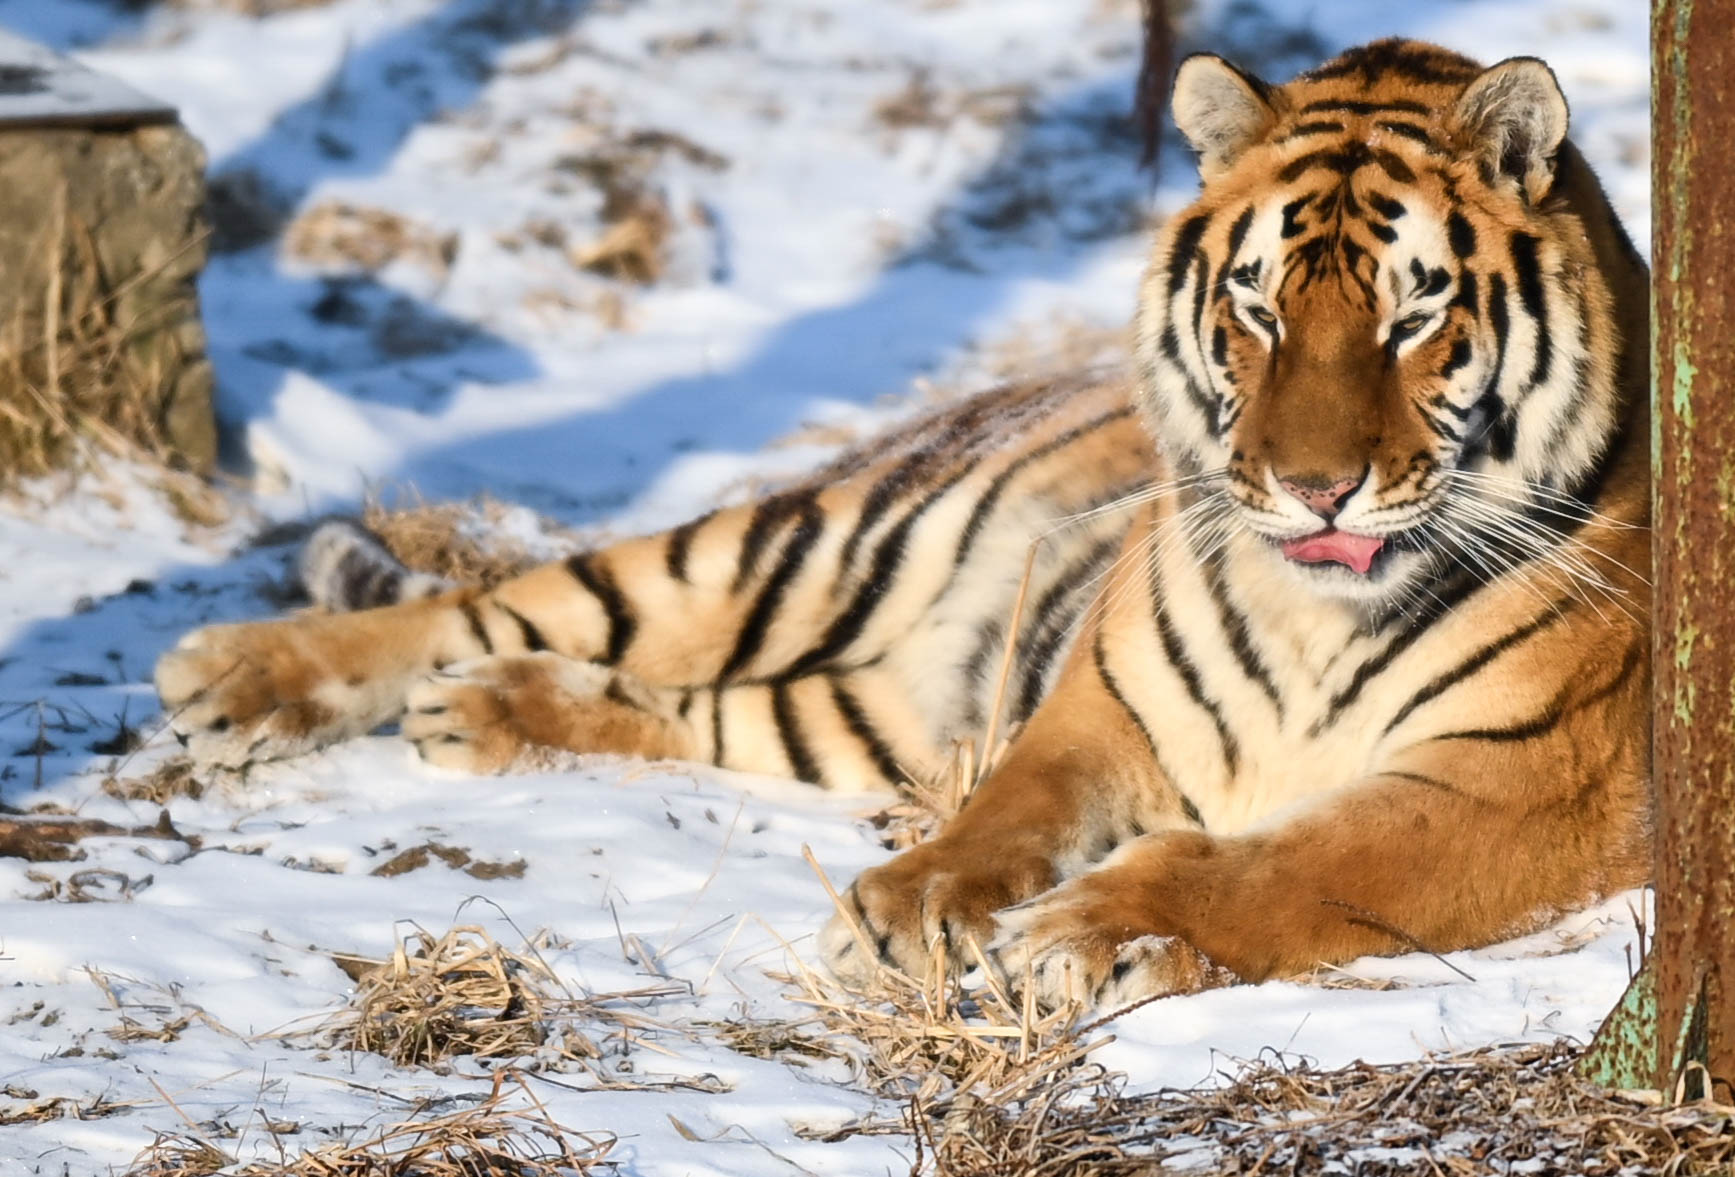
[1280,528,1387,575]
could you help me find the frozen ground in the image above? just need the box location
[0,0,1648,1173]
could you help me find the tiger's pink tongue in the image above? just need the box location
[1281,529,1386,575]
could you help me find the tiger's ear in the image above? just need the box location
[1452,57,1569,202]
[1172,54,1281,178]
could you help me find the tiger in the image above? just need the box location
[155,37,1651,1012]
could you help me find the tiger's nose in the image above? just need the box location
[1278,473,1363,521]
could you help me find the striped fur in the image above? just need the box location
[156,39,1652,1011]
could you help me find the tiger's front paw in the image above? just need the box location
[986,877,1235,1012]
[400,653,686,775]
[817,840,1055,986]
[154,619,395,767]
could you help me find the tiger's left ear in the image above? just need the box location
[1452,57,1569,203]
[1172,54,1282,180]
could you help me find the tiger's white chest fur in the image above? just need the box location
[1099,525,1489,835]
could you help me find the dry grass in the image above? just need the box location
[0,192,209,486]
[369,843,527,881]
[151,0,343,17]
[360,494,576,589]
[873,70,1034,132]
[283,201,459,279]
[123,1073,615,1176]
[711,852,1107,1120]
[102,756,206,805]
[318,924,684,1077]
[881,1042,1735,1177]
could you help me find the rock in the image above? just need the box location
[0,31,215,475]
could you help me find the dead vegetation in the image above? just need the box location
[283,201,460,279]
[150,0,343,14]
[102,755,207,806]
[121,1073,615,1176]
[369,842,527,881]
[0,810,189,863]
[0,193,210,487]
[873,70,1034,133]
[359,493,576,589]
[889,1042,1735,1177]
[318,924,683,1077]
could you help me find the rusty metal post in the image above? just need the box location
[1650,0,1735,1099]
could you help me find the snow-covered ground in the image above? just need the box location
[0,0,1648,1172]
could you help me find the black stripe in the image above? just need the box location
[1382,599,1574,736]
[1278,147,1354,182]
[829,679,904,785]
[603,678,637,708]
[1429,643,1640,744]
[952,407,1135,567]
[1385,769,1460,793]
[1422,413,1463,444]
[1280,195,1312,238]
[1446,211,1477,258]
[1368,221,1398,244]
[1375,120,1434,147]
[788,474,971,678]
[1509,231,1552,389]
[1440,338,1473,379]
[839,455,926,572]
[565,554,637,665]
[1371,148,1416,184]
[1473,272,1516,462]
[665,513,709,582]
[710,691,726,766]
[1189,255,1210,355]
[1179,794,1205,826]
[677,689,695,719]
[721,495,824,680]
[1094,631,1159,759]
[1150,567,1240,776]
[1166,213,1211,296]
[734,494,802,591]
[496,602,549,652]
[1213,205,1256,292]
[1299,98,1431,117]
[1450,270,1478,314]
[1013,538,1119,722]
[459,600,493,654]
[1282,119,1345,139]
[1431,392,1473,421]
[1366,193,1406,221]
[1199,551,1283,715]
[1313,572,1486,734]
[771,682,823,784]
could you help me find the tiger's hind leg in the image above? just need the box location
[400,652,694,774]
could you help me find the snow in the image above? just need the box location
[0,0,1648,1172]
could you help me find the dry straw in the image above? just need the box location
[359,494,575,590]
[887,1041,1735,1177]
[320,924,683,1079]
[123,1071,614,1176]
[0,189,211,492]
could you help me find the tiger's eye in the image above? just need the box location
[1393,312,1431,336]
[1248,306,1278,327]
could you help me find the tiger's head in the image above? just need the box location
[1135,39,1637,607]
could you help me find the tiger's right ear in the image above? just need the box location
[1172,54,1281,178]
